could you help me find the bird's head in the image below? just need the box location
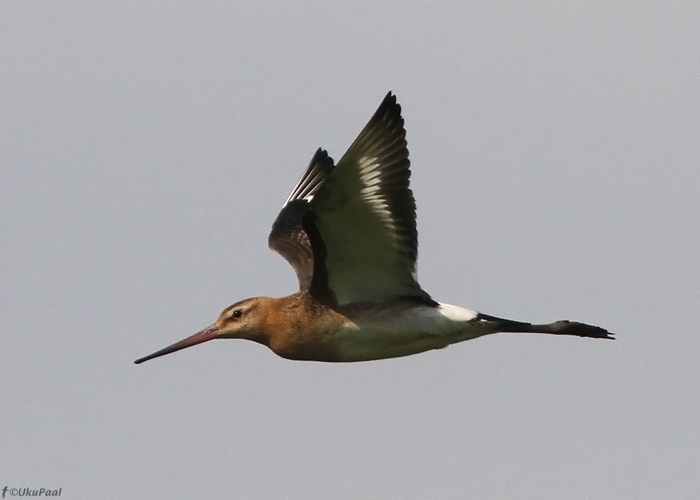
[134,297,270,364]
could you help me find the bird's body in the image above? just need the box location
[135,92,612,365]
[228,292,482,362]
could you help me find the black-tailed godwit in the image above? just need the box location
[135,92,613,364]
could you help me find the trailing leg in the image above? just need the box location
[474,313,614,340]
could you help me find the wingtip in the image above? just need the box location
[377,91,401,117]
[282,148,335,205]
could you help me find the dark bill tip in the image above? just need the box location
[134,324,219,364]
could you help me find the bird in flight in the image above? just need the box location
[135,92,613,364]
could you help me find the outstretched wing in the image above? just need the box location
[304,92,433,305]
[268,148,335,290]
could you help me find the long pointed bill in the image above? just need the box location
[134,324,220,364]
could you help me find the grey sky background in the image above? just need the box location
[2,2,699,499]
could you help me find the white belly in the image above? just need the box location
[333,302,486,362]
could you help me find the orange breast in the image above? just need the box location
[260,292,354,361]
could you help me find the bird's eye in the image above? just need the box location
[232,309,243,319]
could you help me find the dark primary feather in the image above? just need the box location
[304,92,433,305]
[268,148,335,290]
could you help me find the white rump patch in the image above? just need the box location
[437,302,478,322]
